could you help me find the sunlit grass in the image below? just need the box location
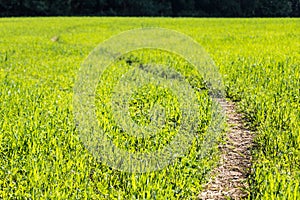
[0,17,299,199]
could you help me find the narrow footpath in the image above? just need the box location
[198,99,254,200]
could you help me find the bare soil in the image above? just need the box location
[198,99,254,200]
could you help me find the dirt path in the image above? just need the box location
[198,99,254,200]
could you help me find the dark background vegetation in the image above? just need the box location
[0,0,299,17]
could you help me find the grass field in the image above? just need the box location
[0,17,299,199]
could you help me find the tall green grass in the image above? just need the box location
[0,17,299,199]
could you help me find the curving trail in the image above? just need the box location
[198,99,254,200]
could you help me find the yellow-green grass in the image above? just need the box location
[0,17,299,199]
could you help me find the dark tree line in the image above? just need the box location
[0,0,299,17]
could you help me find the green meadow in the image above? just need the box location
[0,18,299,199]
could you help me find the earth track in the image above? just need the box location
[198,99,254,200]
